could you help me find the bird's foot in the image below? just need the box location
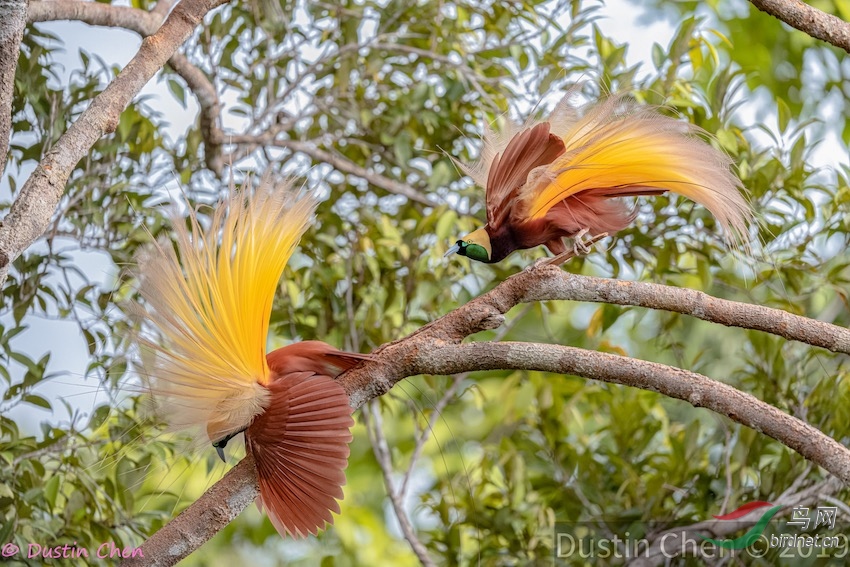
[572,228,591,255]
[544,232,608,266]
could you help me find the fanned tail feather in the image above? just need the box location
[521,93,752,245]
[247,372,355,538]
[130,177,319,446]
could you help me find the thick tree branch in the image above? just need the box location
[26,4,457,189]
[418,341,850,484]
[28,0,160,34]
[123,455,258,567]
[151,0,174,18]
[0,0,230,289]
[340,267,850,408]
[27,0,223,172]
[0,0,27,176]
[168,52,223,172]
[128,265,850,564]
[520,272,850,356]
[749,0,850,53]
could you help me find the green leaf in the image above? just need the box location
[651,43,665,69]
[167,78,187,108]
[44,475,60,509]
[777,97,791,133]
[88,405,111,430]
[23,395,51,410]
[393,132,413,165]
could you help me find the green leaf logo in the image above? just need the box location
[701,502,782,550]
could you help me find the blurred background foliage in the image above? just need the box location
[2,0,849,565]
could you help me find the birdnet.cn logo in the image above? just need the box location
[553,501,848,564]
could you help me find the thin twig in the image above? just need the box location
[363,401,437,567]
[227,137,433,205]
[414,341,850,485]
[400,373,465,498]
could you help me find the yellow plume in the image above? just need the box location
[522,93,750,245]
[130,176,318,445]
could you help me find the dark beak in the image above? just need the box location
[212,427,247,462]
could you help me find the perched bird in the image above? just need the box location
[445,92,752,263]
[130,177,370,538]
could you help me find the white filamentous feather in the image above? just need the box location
[128,176,318,447]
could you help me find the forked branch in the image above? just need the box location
[125,264,850,565]
[27,0,224,172]
[0,0,231,288]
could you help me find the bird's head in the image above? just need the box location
[208,410,250,462]
[210,427,247,462]
[444,227,492,263]
[205,385,270,461]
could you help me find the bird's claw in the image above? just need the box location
[544,232,609,266]
[572,228,591,256]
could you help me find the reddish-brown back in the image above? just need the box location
[266,340,371,379]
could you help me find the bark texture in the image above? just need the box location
[749,0,850,53]
[0,0,230,288]
[124,264,850,565]
[0,0,27,176]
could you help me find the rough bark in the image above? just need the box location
[27,0,223,173]
[0,0,27,177]
[123,455,258,567]
[749,0,850,53]
[521,272,850,355]
[420,341,850,485]
[124,264,850,565]
[0,0,231,289]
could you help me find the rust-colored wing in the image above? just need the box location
[485,122,565,229]
[246,371,355,538]
[520,94,751,246]
[267,341,373,378]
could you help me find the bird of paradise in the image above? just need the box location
[130,176,369,538]
[445,91,752,263]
